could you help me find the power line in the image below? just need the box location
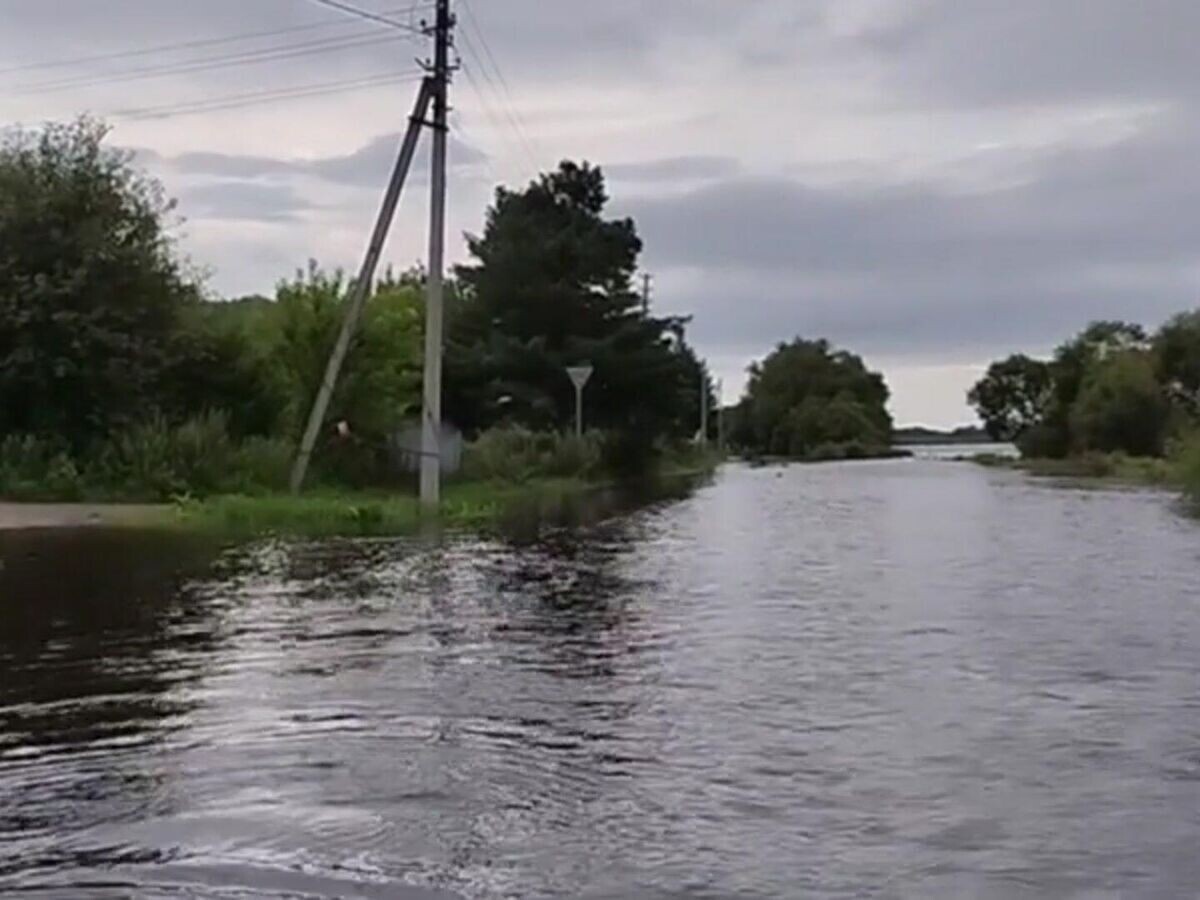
[457,0,540,167]
[109,70,425,121]
[301,0,537,184]
[448,107,502,187]
[456,59,528,182]
[306,0,427,35]
[456,37,536,175]
[11,32,408,96]
[0,5,433,77]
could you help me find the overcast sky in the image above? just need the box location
[2,0,1197,427]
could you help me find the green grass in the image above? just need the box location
[173,445,725,538]
[1174,434,1200,512]
[973,444,1200,520]
[173,477,597,537]
[969,451,1179,484]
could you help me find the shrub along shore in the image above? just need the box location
[0,421,720,536]
[176,432,721,537]
[968,316,1200,517]
[969,434,1200,514]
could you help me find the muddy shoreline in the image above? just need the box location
[0,502,167,531]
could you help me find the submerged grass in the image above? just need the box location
[971,434,1200,518]
[174,477,596,537]
[2,432,722,537]
[1176,434,1200,513]
[175,447,724,538]
[971,451,1177,484]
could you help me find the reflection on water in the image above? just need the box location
[2,462,1200,898]
[0,529,221,891]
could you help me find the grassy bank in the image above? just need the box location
[0,421,722,536]
[1177,438,1200,513]
[971,452,1178,484]
[172,477,597,537]
[971,434,1200,516]
[177,463,720,538]
[168,441,722,537]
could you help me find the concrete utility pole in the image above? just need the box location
[716,379,725,451]
[419,0,454,509]
[641,273,652,315]
[289,78,435,494]
[699,369,709,447]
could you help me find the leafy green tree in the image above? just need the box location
[669,332,718,441]
[1040,321,1149,452]
[0,118,193,449]
[162,301,286,439]
[1154,310,1200,413]
[735,338,892,457]
[1071,350,1169,457]
[967,354,1053,441]
[272,262,423,442]
[447,161,705,454]
[780,393,888,457]
[1052,321,1147,404]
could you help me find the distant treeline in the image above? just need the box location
[893,426,990,446]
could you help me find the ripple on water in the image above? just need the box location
[2,463,1200,897]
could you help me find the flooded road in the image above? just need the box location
[2,460,1199,898]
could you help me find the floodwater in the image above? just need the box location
[2,460,1200,899]
[901,441,1017,461]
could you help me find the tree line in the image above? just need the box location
[0,118,715,500]
[969,317,1200,460]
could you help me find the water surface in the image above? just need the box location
[2,461,1199,898]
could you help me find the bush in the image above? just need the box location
[782,395,887,458]
[598,429,661,479]
[552,434,604,477]
[1070,351,1170,457]
[169,410,236,493]
[91,411,238,499]
[1015,422,1071,459]
[88,411,293,499]
[44,454,83,500]
[228,437,294,494]
[1172,431,1200,510]
[658,438,720,474]
[91,415,187,499]
[462,427,603,483]
[806,440,873,462]
[0,434,81,500]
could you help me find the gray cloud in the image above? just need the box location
[0,0,814,93]
[625,112,1200,360]
[605,155,741,184]
[177,180,309,222]
[868,0,1200,107]
[5,0,1200,424]
[169,133,487,187]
